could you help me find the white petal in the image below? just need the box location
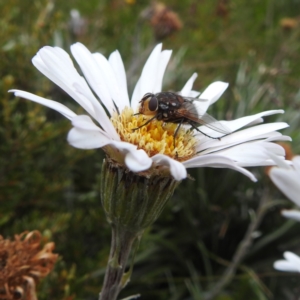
[274,252,300,273]
[274,260,299,272]
[188,90,201,98]
[106,141,152,172]
[151,154,187,181]
[222,110,285,132]
[72,82,119,140]
[131,44,162,109]
[269,167,300,207]
[123,148,153,172]
[194,81,228,114]
[92,52,128,113]
[140,44,162,93]
[9,90,77,120]
[33,46,96,118]
[195,111,285,141]
[68,127,111,149]
[131,77,141,110]
[267,150,291,169]
[70,43,115,115]
[197,122,289,152]
[292,156,300,174]
[153,50,172,93]
[264,134,292,143]
[182,154,257,181]
[108,50,130,108]
[71,115,107,132]
[215,142,286,167]
[13,46,119,140]
[33,46,119,139]
[247,118,264,126]
[68,126,153,172]
[281,209,300,222]
[284,252,300,269]
[180,73,198,97]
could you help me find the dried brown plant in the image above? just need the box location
[141,2,182,40]
[280,17,299,30]
[0,231,58,300]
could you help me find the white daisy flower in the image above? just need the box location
[274,251,300,273]
[9,43,290,181]
[269,156,300,207]
[269,155,300,221]
[269,156,300,273]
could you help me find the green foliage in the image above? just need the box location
[1,0,300,299]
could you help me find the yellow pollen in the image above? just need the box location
[110,107,197,161]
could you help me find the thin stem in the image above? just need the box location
[99,226,139,300]
[204,192,270,300]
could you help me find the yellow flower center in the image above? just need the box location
[111,107,197,161]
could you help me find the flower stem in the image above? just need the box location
[99,158,180,299]
[99,225,140,300]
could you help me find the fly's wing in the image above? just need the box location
[195,112,232,134]
[175,100,232,135]
[181,96,208,102]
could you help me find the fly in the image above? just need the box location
[133,92,232,146]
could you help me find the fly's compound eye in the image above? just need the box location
[139,93,158,116]
[148,96,158,111]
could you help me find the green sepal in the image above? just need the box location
[100,158,180,232]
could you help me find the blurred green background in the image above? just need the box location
[1,0,300,299]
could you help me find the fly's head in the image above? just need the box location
[138,93,158,116]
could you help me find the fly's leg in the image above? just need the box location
[188,122,222,140]
[132,115,157,131]
[173,119,185,160]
